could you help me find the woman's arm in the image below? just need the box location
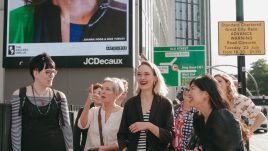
[128,99,174,144]
[79,92,93,128]
[10,92,22,151]
[129,122,160,137]
[58,92,73,151]
[99,143,118,151]
[117,102,130,151]
[157,100,174,144]
[249,112,266,133]
[236,95,265,133]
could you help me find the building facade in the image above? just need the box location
[175,0,211,69]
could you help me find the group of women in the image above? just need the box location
[10,53,266,151]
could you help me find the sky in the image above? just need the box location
[211,0,268,74]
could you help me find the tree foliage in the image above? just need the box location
[247,59,268,95]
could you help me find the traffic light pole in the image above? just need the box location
[236,0,248,150]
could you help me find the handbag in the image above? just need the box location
[88,107,104,151]
[98,107,104,146]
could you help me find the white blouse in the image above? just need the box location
[78,106,123,151]
[232,93,261,121]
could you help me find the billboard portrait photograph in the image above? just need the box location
[3,0,132,68]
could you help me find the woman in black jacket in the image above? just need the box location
[189,75,245,151]
[117,60,174,151]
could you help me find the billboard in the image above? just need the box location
[3,0,132,68]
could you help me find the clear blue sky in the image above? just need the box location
[211,0,268,74]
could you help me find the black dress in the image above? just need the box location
[21,94,66,151]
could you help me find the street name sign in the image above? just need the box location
[218,21,265,55]
[154,46,205,87]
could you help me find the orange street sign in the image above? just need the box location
[218,21,265,55]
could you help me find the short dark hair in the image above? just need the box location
[29,52,55,79]
[190,75,227,109]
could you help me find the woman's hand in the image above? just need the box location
[98,146,107,151]
[129,122,150,133]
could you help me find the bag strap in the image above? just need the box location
[98,107,104,146]
[53,89,65,126]
[18,87,26,116]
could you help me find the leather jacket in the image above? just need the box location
[194,109,245,151]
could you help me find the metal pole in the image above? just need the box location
[236,0,246,95]
[139,0,142,55]
[236,1,248,149]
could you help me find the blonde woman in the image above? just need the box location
[116,79,128,106]
[214,73,266,134]
[78,77,124,151]
[117,60,174,151]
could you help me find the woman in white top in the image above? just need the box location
[78,77,125,151]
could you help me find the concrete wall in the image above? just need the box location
[4,68,135,105]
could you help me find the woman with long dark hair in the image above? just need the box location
[189,75,245,151]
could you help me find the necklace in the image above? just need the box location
[32,85,49,96]
[31,85,52,116]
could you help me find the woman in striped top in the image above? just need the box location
[117,60,174,151]
[10,53,73,151]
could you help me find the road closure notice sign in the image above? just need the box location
[218,21,265,55]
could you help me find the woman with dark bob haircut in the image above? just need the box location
[10,53,73,151]
[188,75,245,151]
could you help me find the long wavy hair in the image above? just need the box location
[214,73,237,106]
[136,60,168,97]
[214,74,250,143]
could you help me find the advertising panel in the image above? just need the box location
[3,0,132,68]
